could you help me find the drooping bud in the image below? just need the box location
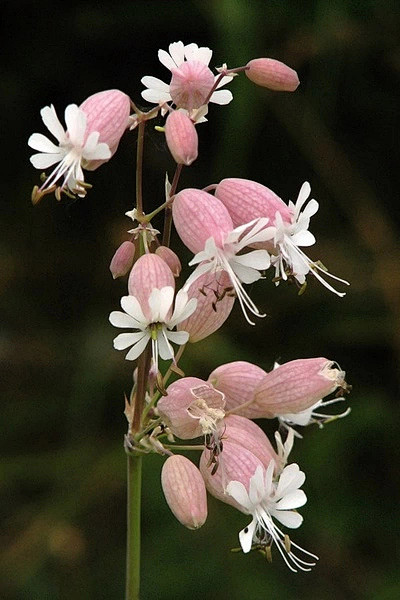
[200,441,264,512]
[79,89,131,170]
[165,111,198,166]
[208,361,267,418]
[155,246,182,277]
[223,415,278,469]
[161,455,207,529]
[245,58,300,92]
[128,253,175,320]
[158,377,225,439]
[215,178,290,250]
[172,188,233,253]
[178,271,235,342]
[170,61,215,111]
[253,358,347,418]
[109,241,135,279]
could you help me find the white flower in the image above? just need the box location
[279,397,351,432]
[184,218,274,325]
[109,287,197,371]
[226,462,318,572]
[28,104,111,197]
[271,182,350,296]
[141,41,233,113]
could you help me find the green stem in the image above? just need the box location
[162,164,183,247]
[125,453,142,600]
[136,121,146,218]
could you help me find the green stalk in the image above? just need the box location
[125,453,142,600]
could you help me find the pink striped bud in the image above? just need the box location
[172,189,233,253]
[178,271,235,342]
[109,241,135,279]
[155,246,182,277]
[200,441,264,512]
[215,178,291,250]
[224,415,278,469]
[79,89,131,170]
[246,58,300,92]
[253,358,346,417]
[158,377,225,439]
[161,455,207,529]
[165,111,198,166]
[208,361,267,418]
[170,61,215,112]
[128,253,175,320]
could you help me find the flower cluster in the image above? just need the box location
[29,41,352,575]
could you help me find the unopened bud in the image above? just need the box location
[155,246,182,277]
[161,455,207,529]
[165,111,198,166]
[109,241,135,279]
[246,58,300,92]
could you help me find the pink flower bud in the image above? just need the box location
[178,271,235,342]
[200,441,264,512]
[224,415,278,469]
[246,58,300,92]
[170,61,215,111]
[208,361,267,418]
[253,358,346,417]
[172,189,233,253]
[158,377,225,439]
[155,246,182,277]
[109,241,135,279]
[165,111,198,166]
[79,89,131,170]
[215,178,291,250]
[161,455,207,529]
[128,253,175,320]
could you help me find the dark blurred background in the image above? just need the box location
[1,1,400,598]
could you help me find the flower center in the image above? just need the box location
[170,61,215,111]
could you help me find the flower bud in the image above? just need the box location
[224,415,278,469]
[158,377,225,439]
[79,89,131,170]
[155,246,182,277]
[165,111,198,166]
[200,441,263,512]
[215,178,290,250]
[246,58,300,92]
[253,358,346,417]
[208,361,267,418]
[172,188,233,253]
[128,253,175,320]
[109,241,135,279]
[161,455,207,529]
[178,271,235,342]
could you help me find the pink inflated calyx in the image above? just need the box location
[161,455,207,529]
[246,58,300,92]
[155,246,182,277]
[253,358,346,417]
[224,415,278,469]
[80,89,131,170]
[208,361,267,418]
[109,241,135,279]
[158,377,225,440]
[178,271,235,342]
[172,188,234,253]
[165,110,198,166]
[170,61,215,111]
[128,253,175,321]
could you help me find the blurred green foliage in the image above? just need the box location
[1,0,400,598]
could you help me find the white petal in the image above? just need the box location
[233,250,271,270]
[276,464,305,498]
[295,182,311,215]
[226,480,251,509]
[301,199,319,220]
[291,230,316,247]
[40,105,66,142]
[125,333,150,360]
[275,490,307,511]
[65,105,86,145]
[210,89,233,105]
[157,330,174,360]
[141,76,170,92]
[109,310,139,329]
[238,518,257,553]
[84,140,111,161]
[168,291,197,327]
[166,330,189,345]
[230,261,261,284]
[149,286,174,322]
[141,88,172,104]
[113,331,145,350]
[121,296,147,323]
[185,43,212,65]
[273,509,303,529]
[28,133,61,154]
[183,262,214,291]
[248,466,265,505]
[30,152,64,169]
[168,41,185,67]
